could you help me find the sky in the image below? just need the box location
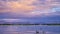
[0,0,60,34]
[0,0,60,23]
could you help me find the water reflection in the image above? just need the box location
[0,25,60,34]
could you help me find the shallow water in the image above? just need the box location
[0,25,60,34]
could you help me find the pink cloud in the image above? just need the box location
[0,0,60,17]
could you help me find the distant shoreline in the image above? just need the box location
[0,24,60,25]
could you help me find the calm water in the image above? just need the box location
[0,25,60,34]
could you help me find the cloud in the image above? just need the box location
[0,0,60,17]
[1,19,23,22]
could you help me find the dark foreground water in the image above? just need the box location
[0,25,60,34]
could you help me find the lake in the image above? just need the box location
[0,25,60,34]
